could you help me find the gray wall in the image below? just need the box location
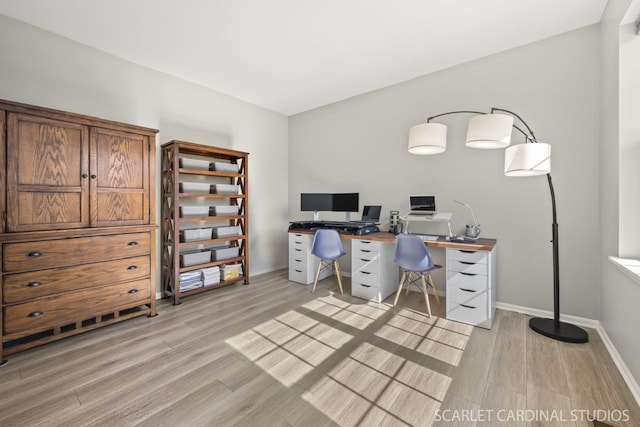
[0,14,290,284]
[289,25,601,319]
[599,0,640,386]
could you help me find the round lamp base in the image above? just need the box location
[529,317,589,343]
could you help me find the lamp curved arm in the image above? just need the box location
[427,110,486,122]
[491,107,538,143]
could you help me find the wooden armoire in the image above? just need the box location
[0,99,158,363]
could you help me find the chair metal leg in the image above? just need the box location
[405,271,413,297]
[420,273,432,317]
[334,260,344,294]
[312,259,323,293]
[394,271,407,306]
[428,272,440,305]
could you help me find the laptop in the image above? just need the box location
[408,196,437,215]
[352,205,381,224]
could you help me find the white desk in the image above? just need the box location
[288,231,498,329]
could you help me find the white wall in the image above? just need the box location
[0,14,290,285]
[599,0,640,385]
[289,26,601,319]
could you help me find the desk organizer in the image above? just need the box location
[213,226,241,238]
[179,182,211,193]
[179,158,210,170]
[211,245,239,261]
[180,249,212,267]
[211,184,239,194]
[180,228,213,242]
[210,162,239,173]
[179,206,210,217]
[209,205,240,216]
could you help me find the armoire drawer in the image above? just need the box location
[4,278,151,336]
[3,255,151,303]
[3,232,151,272]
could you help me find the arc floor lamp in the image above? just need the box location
[408,108,588,343]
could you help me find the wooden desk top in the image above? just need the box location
[289,230,497,251]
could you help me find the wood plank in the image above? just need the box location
[0,270,638,426]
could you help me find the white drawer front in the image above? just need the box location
[352,271,379,287]
[447,301,489,326]
[289,233,311,250]
[352,239,381,252]
[289,265,308,284]
[447,249,488,264]
[288,257,309,274]
[447,271,488,292]
[352,281,382,302]
[448,260,487,275]
[352,253,380,273]
[447,286,488,307]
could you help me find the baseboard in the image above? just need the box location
[595,323,640,406]
[496,302,640,406]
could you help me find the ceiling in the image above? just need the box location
[0,0,610,115]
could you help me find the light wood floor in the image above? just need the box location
[1,270,638,427]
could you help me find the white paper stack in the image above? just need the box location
[202,266,221,287]
[179,271,203,291]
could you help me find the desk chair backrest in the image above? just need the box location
[394,233,435,272]
[311,229,346,261]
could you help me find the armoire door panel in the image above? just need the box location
[90,128,149,226]
[17,192,84,230]
[6,113,89,231]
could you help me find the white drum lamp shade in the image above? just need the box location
[465,113,515,149]
[504,143,551,176]
[408,122,447,155]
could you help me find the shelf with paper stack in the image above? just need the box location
[161,140,249,305]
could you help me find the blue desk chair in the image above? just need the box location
[393,233,441,317]
[311,229,346,294]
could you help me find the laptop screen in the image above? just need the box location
[410,196,436,212]
[361,205,381,222]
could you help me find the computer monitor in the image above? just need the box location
[410,195,436,212]
[332,193,359,212]
[301,193,332,220]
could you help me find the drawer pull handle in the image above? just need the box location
[127,241,138,246]
[460,304,477,309]
[28,311,43,317]
[460,272,477,276]
[460,250,477,254]
[459,261,475,265]
[359,284,372,288]
[459,288,476,293]
[28,251,42,257]
[360,258,371,262]
[360,249,372,253]
[128,289,139,294]
[295,269,302,273]
[361,241,372,244]
[295,248,302,252]
[361,271,372,275]
[127,265,138,270]
[27,282,42,288]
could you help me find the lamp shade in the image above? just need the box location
[408,122,447,155]
[465,113,514,149]
[504,143,551,176]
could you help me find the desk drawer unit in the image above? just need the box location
[446,247,496,328]
[288,233,331,285]
[351,239,398,303]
